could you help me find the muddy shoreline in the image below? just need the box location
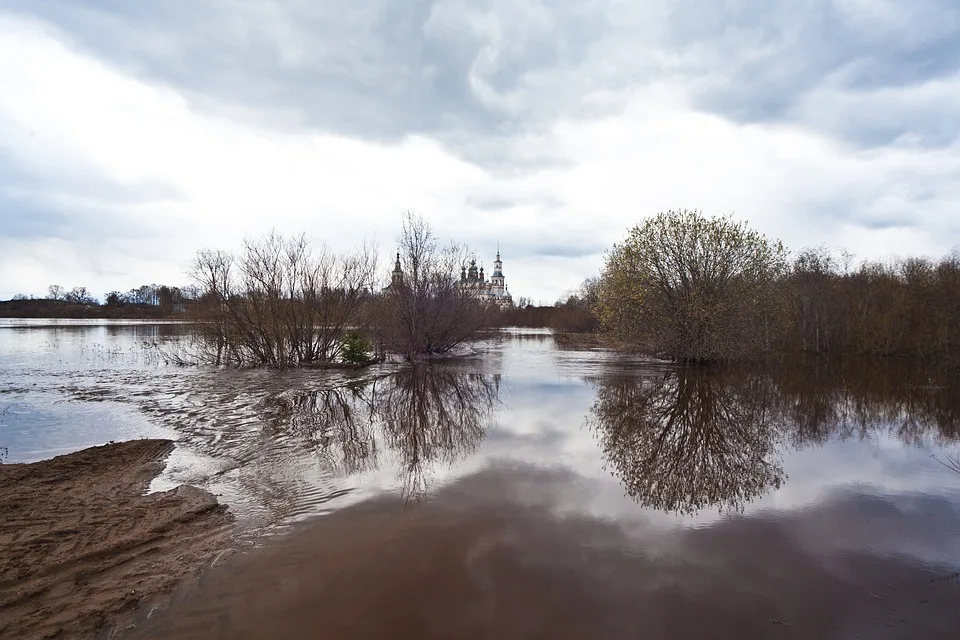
[0,439,233,640]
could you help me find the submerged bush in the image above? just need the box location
[189,232,378,368]
[372,212,493,360]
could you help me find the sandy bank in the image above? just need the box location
[0,439,233,640]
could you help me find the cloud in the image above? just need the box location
[142,464,960,638]
[0,1,958,302]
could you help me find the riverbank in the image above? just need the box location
[0,439,233,640]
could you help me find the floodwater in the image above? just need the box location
[2,321,960,638]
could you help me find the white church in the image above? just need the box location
[389,246,514,309]
[458,248,513,309]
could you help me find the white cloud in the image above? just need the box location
[1,5,959,302]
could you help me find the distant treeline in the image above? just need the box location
[493,286,600,333]
[782,249,960,358]
[497,302,599,333]
[0,299,168,319]
[1,284,195,319]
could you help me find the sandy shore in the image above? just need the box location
[0,439,233,640]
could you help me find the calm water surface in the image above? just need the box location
[2,320,960,637]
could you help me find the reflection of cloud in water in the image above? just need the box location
[142,464,960,640]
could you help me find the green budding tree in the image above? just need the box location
[596,209,787,361]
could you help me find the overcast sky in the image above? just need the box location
[1,1,958,303]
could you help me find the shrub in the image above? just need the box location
[341,330,376,366]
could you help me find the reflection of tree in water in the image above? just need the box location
[588,369,785,515]
[376,368,499,497]
[261,367,500,499]
[588,359,960,515]
[273,379,382,476]
[772,357,960,447]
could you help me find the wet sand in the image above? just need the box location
[136,466,959,640]
[0,439,233,640]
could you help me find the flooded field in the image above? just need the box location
[2,320,960,637]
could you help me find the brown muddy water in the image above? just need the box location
[2,320,960,638]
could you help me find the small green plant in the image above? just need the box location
[341,330,375,366]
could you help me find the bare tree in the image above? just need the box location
[64,286,96,305]
[185,232,378,368]
[374,212,493,360]
[786,246,841,353]
[47,285,65,301]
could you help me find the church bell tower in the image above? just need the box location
[491,242,505,294]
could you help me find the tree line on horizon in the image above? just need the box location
[3,283,200,319]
